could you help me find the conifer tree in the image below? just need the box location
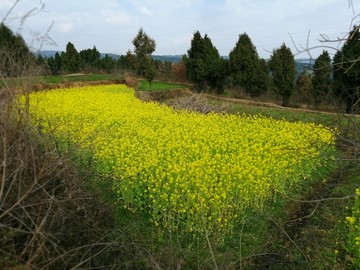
[184,31,207,92]
[62,42,81,73]
[185,31,226,93]
[268,43,296,106]
[80,46,101,70]
[312,50,331,108]
[54,52,62,71]
[203,34,227,94]
[99,54,114,73]
[229,33,268,97]
[333,26,360,113]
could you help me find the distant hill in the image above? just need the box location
[152,55,183,63]
[38,50,61,58]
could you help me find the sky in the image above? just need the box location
[1,0,359,59]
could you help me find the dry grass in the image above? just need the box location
[165,92,227,114]
[0,83,133,269]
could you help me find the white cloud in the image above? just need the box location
[56,20,73,33]
[101,9,132,25]
[1,0,16,10]
[139,6,153,16]
[1,0,357,58]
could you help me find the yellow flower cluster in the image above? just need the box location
[24,84,336,235]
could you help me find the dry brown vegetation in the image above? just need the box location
[0,86,119,269]
[164,92,227,114]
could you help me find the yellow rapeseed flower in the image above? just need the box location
[23,84,336,237]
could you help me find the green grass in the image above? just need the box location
[42,73,116,84]
[138,79,188,91]
[209,99,360,127]
[0,73,117,88]
[2,74,189,91]
[42,76,189,90]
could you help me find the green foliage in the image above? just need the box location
[79,46,101,69]
[257,58,270,95]
[333,26,360,113]
[229,33,269,97]
[133,27,156,58]
[312,50,331,107]
[0,23,37,77]
[268,43,296,106]
[46,46,117,75]
[184,31,207,91]
[61,42,81,73]
[207,57,229,94]
[99,54,115,73]
[116,53,134,71]
[144,58,156,88]
[132,27,156,77]
[203,35,228,94]
[48,52,62,75]
[185,31,226,93]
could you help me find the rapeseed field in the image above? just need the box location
[24,84,336,236]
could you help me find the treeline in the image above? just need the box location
[38,43,127,74]
[37,42,178,80]
[1,22,359,113]
[184,29,360,113]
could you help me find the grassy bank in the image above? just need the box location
[1,74,190,92]
[138,79,189,91]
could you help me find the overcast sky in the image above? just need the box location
[1,0,359,59]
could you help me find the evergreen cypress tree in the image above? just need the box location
[257,58,270,96]
[312,50,331,108]
[333,26,360,113]
[80,46,101,70]
[99,54,114,73]
[62,42,81,73]
[229,33,268,97]
[185,31,227,93]
[54,52,62,71]
[184,31,207,92]
[203,34,228,94]
[268,43,296,106]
